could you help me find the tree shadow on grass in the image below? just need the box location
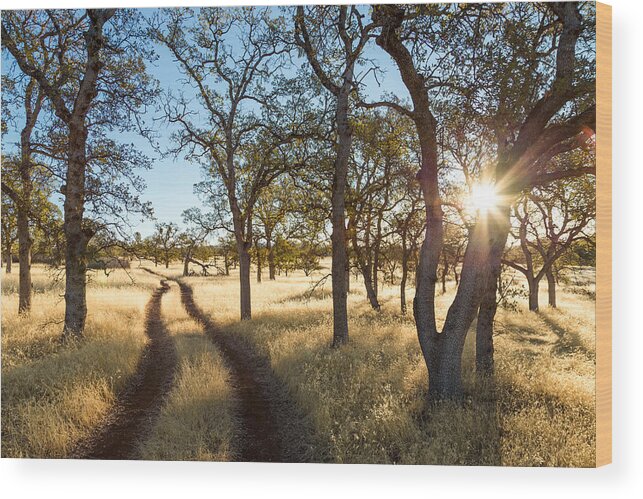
[537,311,594,360]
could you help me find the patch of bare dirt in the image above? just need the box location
[175,279,314,463]
[73,280,177,460]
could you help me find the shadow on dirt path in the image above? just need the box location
[170,276,314,463]
[73,280,177,460]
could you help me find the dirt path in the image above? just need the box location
[173,278,314,463]
[74,280,177,460]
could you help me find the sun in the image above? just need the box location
[468,181,500,215]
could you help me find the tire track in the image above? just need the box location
[173,278,314,463]
[74,280,177,460]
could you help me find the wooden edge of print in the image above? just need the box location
[596,1,612,468]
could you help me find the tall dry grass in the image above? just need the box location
[2,261,596,465]
[189,262,596,466]
[1,265,160,458]
[138,281,237,461]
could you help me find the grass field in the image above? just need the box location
[138,280,237,461]
[1,262,596,465]
[1,266,159,457]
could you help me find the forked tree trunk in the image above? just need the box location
[295,6,357,348]
[238,243,252,320]
[547,269,557,308]
[424,220,494,399]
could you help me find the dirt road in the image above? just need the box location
[74,280,177,459]
[174,279,314,463]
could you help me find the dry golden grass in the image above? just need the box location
[1,264,159,458]
[189,261,596,466]
[138,281,237,461]
[1,260,596,465]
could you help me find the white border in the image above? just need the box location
[2,1,641,497]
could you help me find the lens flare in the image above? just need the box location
[468,182,499,215]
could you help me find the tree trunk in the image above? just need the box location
[63,120,90,339]
[267,236,276,280]
[359,263,380,311]
[441,252,448,294]
[372,257,379,299]
[4,248,11,274]
[183,254,190,276]
[475,205,510,376]
[61,11,114,339]
[238,243,252,320]
[17,208,32,313]
[256,242,262,283]
[412,144,445,399]
[547,269,557,308]
[17,82,38,315]
[400,243,408,315]
[528,276,540,312]
[63,123,91,338]
[372,234,380,300]
[330,86,352,348]
[350,222,380,311]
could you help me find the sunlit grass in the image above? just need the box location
[1,265,157,458]
[139,281,237,461]
[189,261,596,466]
[1,260,596,465]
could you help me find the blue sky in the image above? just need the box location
[2,6,410,238]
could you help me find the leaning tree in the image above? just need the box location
[369,2,596,399]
